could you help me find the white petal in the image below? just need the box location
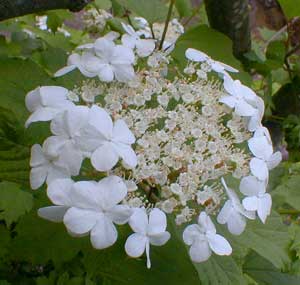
[90,214,118,249]
[30,166,48,190]
[189,240,211,263]
[248,136,273,160]
[104,31,120,41]
[242,196,259,211]
[257,193,272,223]
[107,205,132,225]
[30,144,47,167]
[267,151,282,170]
[55,143,83,175]
[25,107,58,127]
[54,65,77,77]
[121,34,136,49]
[121,23,137,36]
[217,200,233,224]
[47,178,73,206]
[39,86,69,107]
[227,211,246,235]
[46,165,70,185]
[239,175,264,196]
[125,233,147,257]
[64,207,99,234]
[94,38,115,59]
[97,175,128,210]
[88,105,113,139]
[98,64,115,82]
[136,39,155,57]
[182,224,202,246]
[198,212,216,234]
[38,206,68,222]
[149,231,170,246]
[207,233,232,255]
[223,75,236,95]
[185,48,208,62]
[129,207,148,234]
[239,84,257,103]
[42,136,67,157]
[112,142,137,169]
[25,88,41,112]
[112,64,135,82]
[111,45,135,64]
[80,52,104,76]
[235,99,256,116]
[219,96,236,108]
[71,181,101,209]
[148,208,167,235]
[91,143,119,171]
[113,119,135,144]
[250,158,269,181]
[51,106,89,137]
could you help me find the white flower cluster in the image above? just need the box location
[25,18,281,268]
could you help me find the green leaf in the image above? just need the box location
[278,0,300,19]
[116,0,168,23]
[244,251,300,285]
[273,175,300,210]
[0,181,33,226]
[82,221,199,285]
[192,255,247,285]
[9,207,87,267]
[230,211,291,269]
[94,0,112,9]
[175,0,192,18]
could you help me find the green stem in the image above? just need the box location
[278,209,300,215]
[159,0,175,50]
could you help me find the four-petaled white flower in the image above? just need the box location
[63,176,131,249]
[30,144,71,190]
[121,23,156,57]
[183,211,232,263]
[43,105,90,176]
[185,48,238,76]
[240,175,271,223]
[25,86,73,127]
[220,75,258,117]
[217,178,255,235]
[125,208,170,269]
[81,105,137,171]
[55,38,135,82]
[248,134,282,181]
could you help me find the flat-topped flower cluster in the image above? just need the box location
[25,17,281,268]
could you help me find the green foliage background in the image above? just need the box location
[0,0,299,284]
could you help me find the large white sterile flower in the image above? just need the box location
[121,23,155,57]
[217,178,255,235]
[55,38,135,82]
[63,176,132,249]
[185,48,238,76]
[38,178,74,222]
[220,75,258,117]
[239,175,271,223]
[183,212,232,263]
[248,135,282,181]
[125,208,170,269]
[44,105,90,175]
[80,105,137,171]
[30,144,71,190]
[25,86,73,127]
